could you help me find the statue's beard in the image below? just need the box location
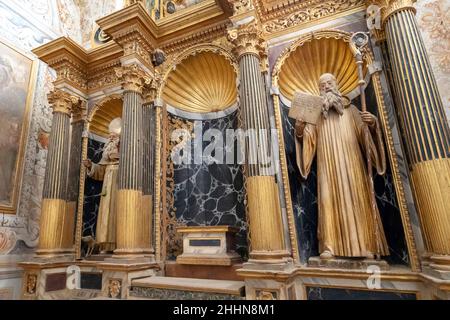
[321,88,344,118]
[102,138,120,162]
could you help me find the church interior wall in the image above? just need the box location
[0,0,449,300]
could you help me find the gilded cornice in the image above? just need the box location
[228,21,266,60]
[97,3,157,70]
[47,90,81,115]
[159,21,230,54]
[367,0,416,25]
[115,64,150,94]
[32,37,89,94]
[261,0,366,34]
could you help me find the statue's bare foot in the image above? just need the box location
[320,250,333,260]
[366,252,375,260]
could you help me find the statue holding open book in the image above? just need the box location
[290,73,389,261]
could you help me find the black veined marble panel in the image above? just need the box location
[82,138,105,238]
[306,286,416,300]
[169,111,248,260]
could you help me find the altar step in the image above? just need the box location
[129,276,246,300]
[164,261,244,281]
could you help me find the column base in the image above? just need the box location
[241,251,294,272]
[96,260,161,299]
[106,254,156,265]
[33,249,75,262]
[422,255,450,280]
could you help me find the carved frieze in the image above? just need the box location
[262,0,366,33]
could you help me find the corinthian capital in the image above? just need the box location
[228,21,266,60]
[367,0,416,25]
[143,73,163,104]
[71,100,87,123]
[115,64,148,94]
[47,90,80,115]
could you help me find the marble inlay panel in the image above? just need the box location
[168,112,248,260]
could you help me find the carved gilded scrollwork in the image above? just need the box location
[229,0,255,15]
[228,21,266,59]
[255,290,278,300]
[115,64,149,94]
[47,90,81,115]
[262,0,366,33]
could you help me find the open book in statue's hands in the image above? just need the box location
[288,91,323,125]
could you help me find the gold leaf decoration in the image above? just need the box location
[163,52,238,113]
[278,37,366,100]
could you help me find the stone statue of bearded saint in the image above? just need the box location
[83,118,121,254]
[294,73,389,260]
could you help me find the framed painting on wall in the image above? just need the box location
[0,38,37,214]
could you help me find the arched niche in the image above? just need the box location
[160,49,248,261]
[271,30,418,268]
[162,50,238,114]
[273,30,368,102]
[88,95,123,139]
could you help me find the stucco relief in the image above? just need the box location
[56,0,82,43]
[416,0,450,124]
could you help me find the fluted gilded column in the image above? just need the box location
[373,0,450,266]
[229,22,289,262]
[66,101,86,248]
[141,81,158,255]
[38,90,79,255]
[114,64,147,257]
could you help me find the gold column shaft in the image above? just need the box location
[115,90,145,256]
[38,93,75,255]
[237,47,288,261]
[142,102,155,254]
[384,7,450,256]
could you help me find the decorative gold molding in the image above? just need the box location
[32,37,88,94]
[229,0,254,15]
[261,0,365,33]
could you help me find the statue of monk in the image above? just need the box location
[294,73,389,260]
[83,118,121,254]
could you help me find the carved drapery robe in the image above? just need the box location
[295,105,389,257]
[87,160,118,252]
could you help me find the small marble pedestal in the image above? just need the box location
[308,256,390,271]
[176,226,241,266]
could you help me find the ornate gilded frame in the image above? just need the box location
[271,29,420,271]
[0,38,38,214]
